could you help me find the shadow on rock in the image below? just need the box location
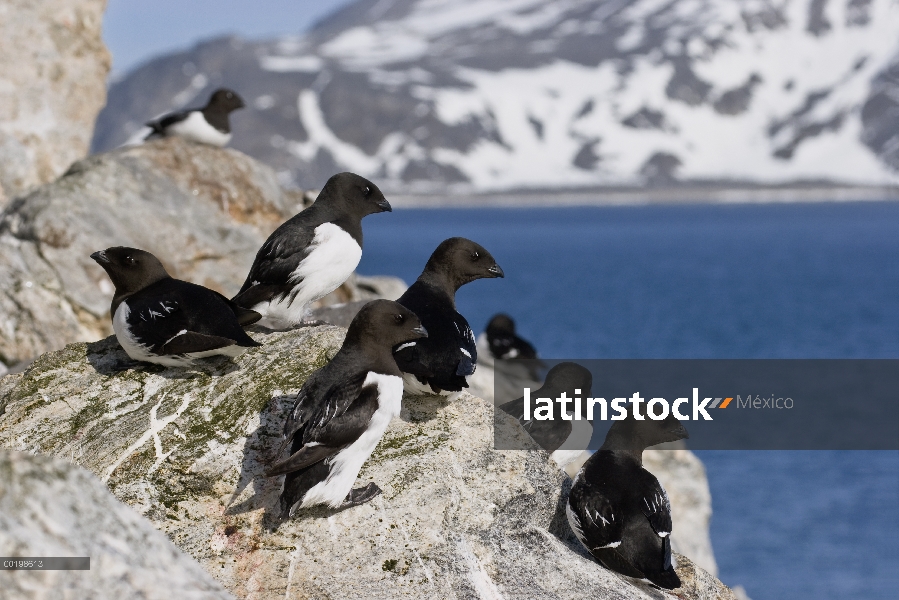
[85,337,242,379]
[224,393,295,529]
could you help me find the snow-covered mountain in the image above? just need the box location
[93,0,899,192]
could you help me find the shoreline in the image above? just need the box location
[387,184,899,208]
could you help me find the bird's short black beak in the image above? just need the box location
[90,251,108,264]
[488,264,504,278]
[377,198,392,212]
[412,325,428,338]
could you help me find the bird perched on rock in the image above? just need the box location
[265,300,427,517]
[498,362,593,469]
[91,247,261,367]
[232,173,391,329]
[134,88,245,146]
[567,412,688,590]
[483,313,537,360]
[394,237,504,396]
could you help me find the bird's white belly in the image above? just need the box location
[112,301,159,363]
[301,372,403,508]
[259,223,362,326]
[166,111,232,146]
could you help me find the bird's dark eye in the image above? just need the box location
[471,251,480,261]
[226,92,233,98]
[363,186,371,196]
[394,314,404,324]
[125,255,135,264]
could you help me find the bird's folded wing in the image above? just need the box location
[232,228,316,306]
[573,489,623,550]
[454,317,478,376]
[146,110,189,133]
[160,331,238,355]
[125,294,187,351]
[640,481,673,539]
[282,371,369,443]
[266,384,380,477]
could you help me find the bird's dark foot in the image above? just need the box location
[339,482,381,509]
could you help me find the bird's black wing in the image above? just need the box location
[232,220,317,308]
[266,375,377,477]
[639,478,673,540]
[279,370,369,447]
[145,110,190,136]
[454,315,478,376]
[127,280,259,355]
[568,482,623,552]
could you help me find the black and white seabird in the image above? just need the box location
[394,237,504,396]
[91,247,261,367]
[567,413,689,590]
[138,88,245,146]
[484,313,537,360]
[232,172,391,329]
[265,299,427,517]
[498,362,593,469]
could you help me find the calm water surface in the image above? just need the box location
[357,200,899,600]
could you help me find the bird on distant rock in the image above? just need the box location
[394,237,504,396]
[134,88,245,146]
[483,313,537,360]
[232,172,391,329]
[265,300,428,517]
[91,247,261,367]
[498,361,593,470]
[567,412,688,590]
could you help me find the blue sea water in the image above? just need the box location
[357,200,899,600]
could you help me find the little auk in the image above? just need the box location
[265,299,427,517]
[133,88,245,147]
[232,172,391,329]
[91,247,260,367]
[498,362,593,469]
[394,237,504,396]
[567,412,689,589]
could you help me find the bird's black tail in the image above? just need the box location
[647,568,681,590]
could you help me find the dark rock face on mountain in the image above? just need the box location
[93,0,899,192]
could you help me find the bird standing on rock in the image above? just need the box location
[394,237,504,396]
[498,361,593,469]
[265,300,428,517]
[567,412,688,590]
[232,172,391,329]
[91,246,261,367]
[137,88,245,146]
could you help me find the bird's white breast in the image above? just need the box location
[261,222,362,326]
[112,301,158,364]
[166,111,231,146]
[300,372,403,508]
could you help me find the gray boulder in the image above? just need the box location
[0,327,736,599]
[0,0,110,201]
[0,449,234,599]
[0,137,307,368]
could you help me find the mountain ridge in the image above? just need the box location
[92,0,899,193]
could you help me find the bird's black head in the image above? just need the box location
[347,299,427,349]
[486,314,516,336]
[317,172,391,218]
[90,247,170,295]
[207,88,245,112]
[423,237,504,291]
[603,412,689,454]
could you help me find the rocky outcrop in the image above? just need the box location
[0,327,737,600]
[0,0,110,202]
[0,449,234,599]
[0,137,306,368]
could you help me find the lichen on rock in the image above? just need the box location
[0,325,736,599]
